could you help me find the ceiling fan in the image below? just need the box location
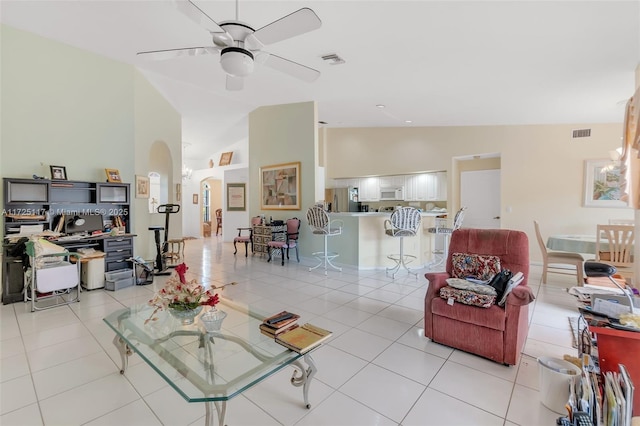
[137,0,322,90]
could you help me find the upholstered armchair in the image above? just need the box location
[424,228,534,365]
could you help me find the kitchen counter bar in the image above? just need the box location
[306,211,447,269]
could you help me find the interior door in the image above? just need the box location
[460,169,501,229]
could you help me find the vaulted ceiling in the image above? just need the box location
[2,1,638,166]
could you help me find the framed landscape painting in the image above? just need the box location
[583,159,628,208]
[260,162,300,210]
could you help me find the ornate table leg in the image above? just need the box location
[112,334,133,374]
[290,353,317,409]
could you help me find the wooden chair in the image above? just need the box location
[215,208,222,236]
[233,216,262,257]
[595,224,634,282]
[533,220,584,285]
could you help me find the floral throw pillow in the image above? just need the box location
[451,253,501,281]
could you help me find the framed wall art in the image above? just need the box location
[227,183,246,211]
[260,162,300,210]
[105,168,122,183]
[50,165,67,181]
[583,159,628,208]
[135,175,150,199]
[219,151,233,166]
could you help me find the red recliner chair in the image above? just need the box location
[424,228,534,365]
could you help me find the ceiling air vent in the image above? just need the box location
[571,128,592,139]
[321,53,345,65]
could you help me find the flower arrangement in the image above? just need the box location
[146,263,235,324]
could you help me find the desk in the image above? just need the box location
[103,300,320,426]
[547,235,598,254]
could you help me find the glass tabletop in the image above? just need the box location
[103,300,302,403]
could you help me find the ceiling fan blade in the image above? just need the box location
[261,53,320,82]
[226,75,244,91]
[137,47,219,61]
[173,0,234,47]
[247,8,321,49]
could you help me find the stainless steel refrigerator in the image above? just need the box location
[327,187,360,212]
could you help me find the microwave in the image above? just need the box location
[380,187,403,200]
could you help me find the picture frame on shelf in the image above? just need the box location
[50,165,67,181]
[260,162,300,210]
[583,159,628,208]
[227,183,246,211]
[219,152,233,166]
[135,175,150,199]
[105,168,122,183]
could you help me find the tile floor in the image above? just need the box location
[0,237,581,425]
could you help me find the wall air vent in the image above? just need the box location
[571,128,592,139]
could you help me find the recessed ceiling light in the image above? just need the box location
[405,120,413,123]
[376,104,385,108]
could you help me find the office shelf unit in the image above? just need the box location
[2,178,132,304]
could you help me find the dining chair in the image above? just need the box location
[233,216,262,257]
[215,208,222,236]
[267,218,301,265]
[533,220,585,285]
[608,219,635,225]
[595,224,634,282]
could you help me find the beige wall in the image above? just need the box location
[1,25,182,260]
[326,124,633,262]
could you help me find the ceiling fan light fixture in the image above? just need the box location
[220,47,254,77]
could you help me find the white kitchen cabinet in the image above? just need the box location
[378,176,405,188]
[334,178,359,189]
[404,174,429,201]
[435,171,447,200]
[358,177,380,202]
[403,175,416,201]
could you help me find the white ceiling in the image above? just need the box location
[2,1,639,166]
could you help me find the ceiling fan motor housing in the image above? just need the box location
[220,47,255,77]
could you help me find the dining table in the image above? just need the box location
[547,233,635,255]
[546,234,599,254]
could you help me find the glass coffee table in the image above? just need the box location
[103,300,320,426]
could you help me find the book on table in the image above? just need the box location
[260,311,300,338]
[275,323,332,354]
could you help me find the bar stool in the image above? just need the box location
[307,206,343,274]
[427,207,466,270]
[384,207,422,278]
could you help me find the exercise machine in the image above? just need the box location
[148,203,180,276]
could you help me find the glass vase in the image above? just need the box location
[168,305,203,325]
[200,308,227,333]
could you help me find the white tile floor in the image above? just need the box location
[0,237,581,426]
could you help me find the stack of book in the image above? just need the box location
[259,311,300,338]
